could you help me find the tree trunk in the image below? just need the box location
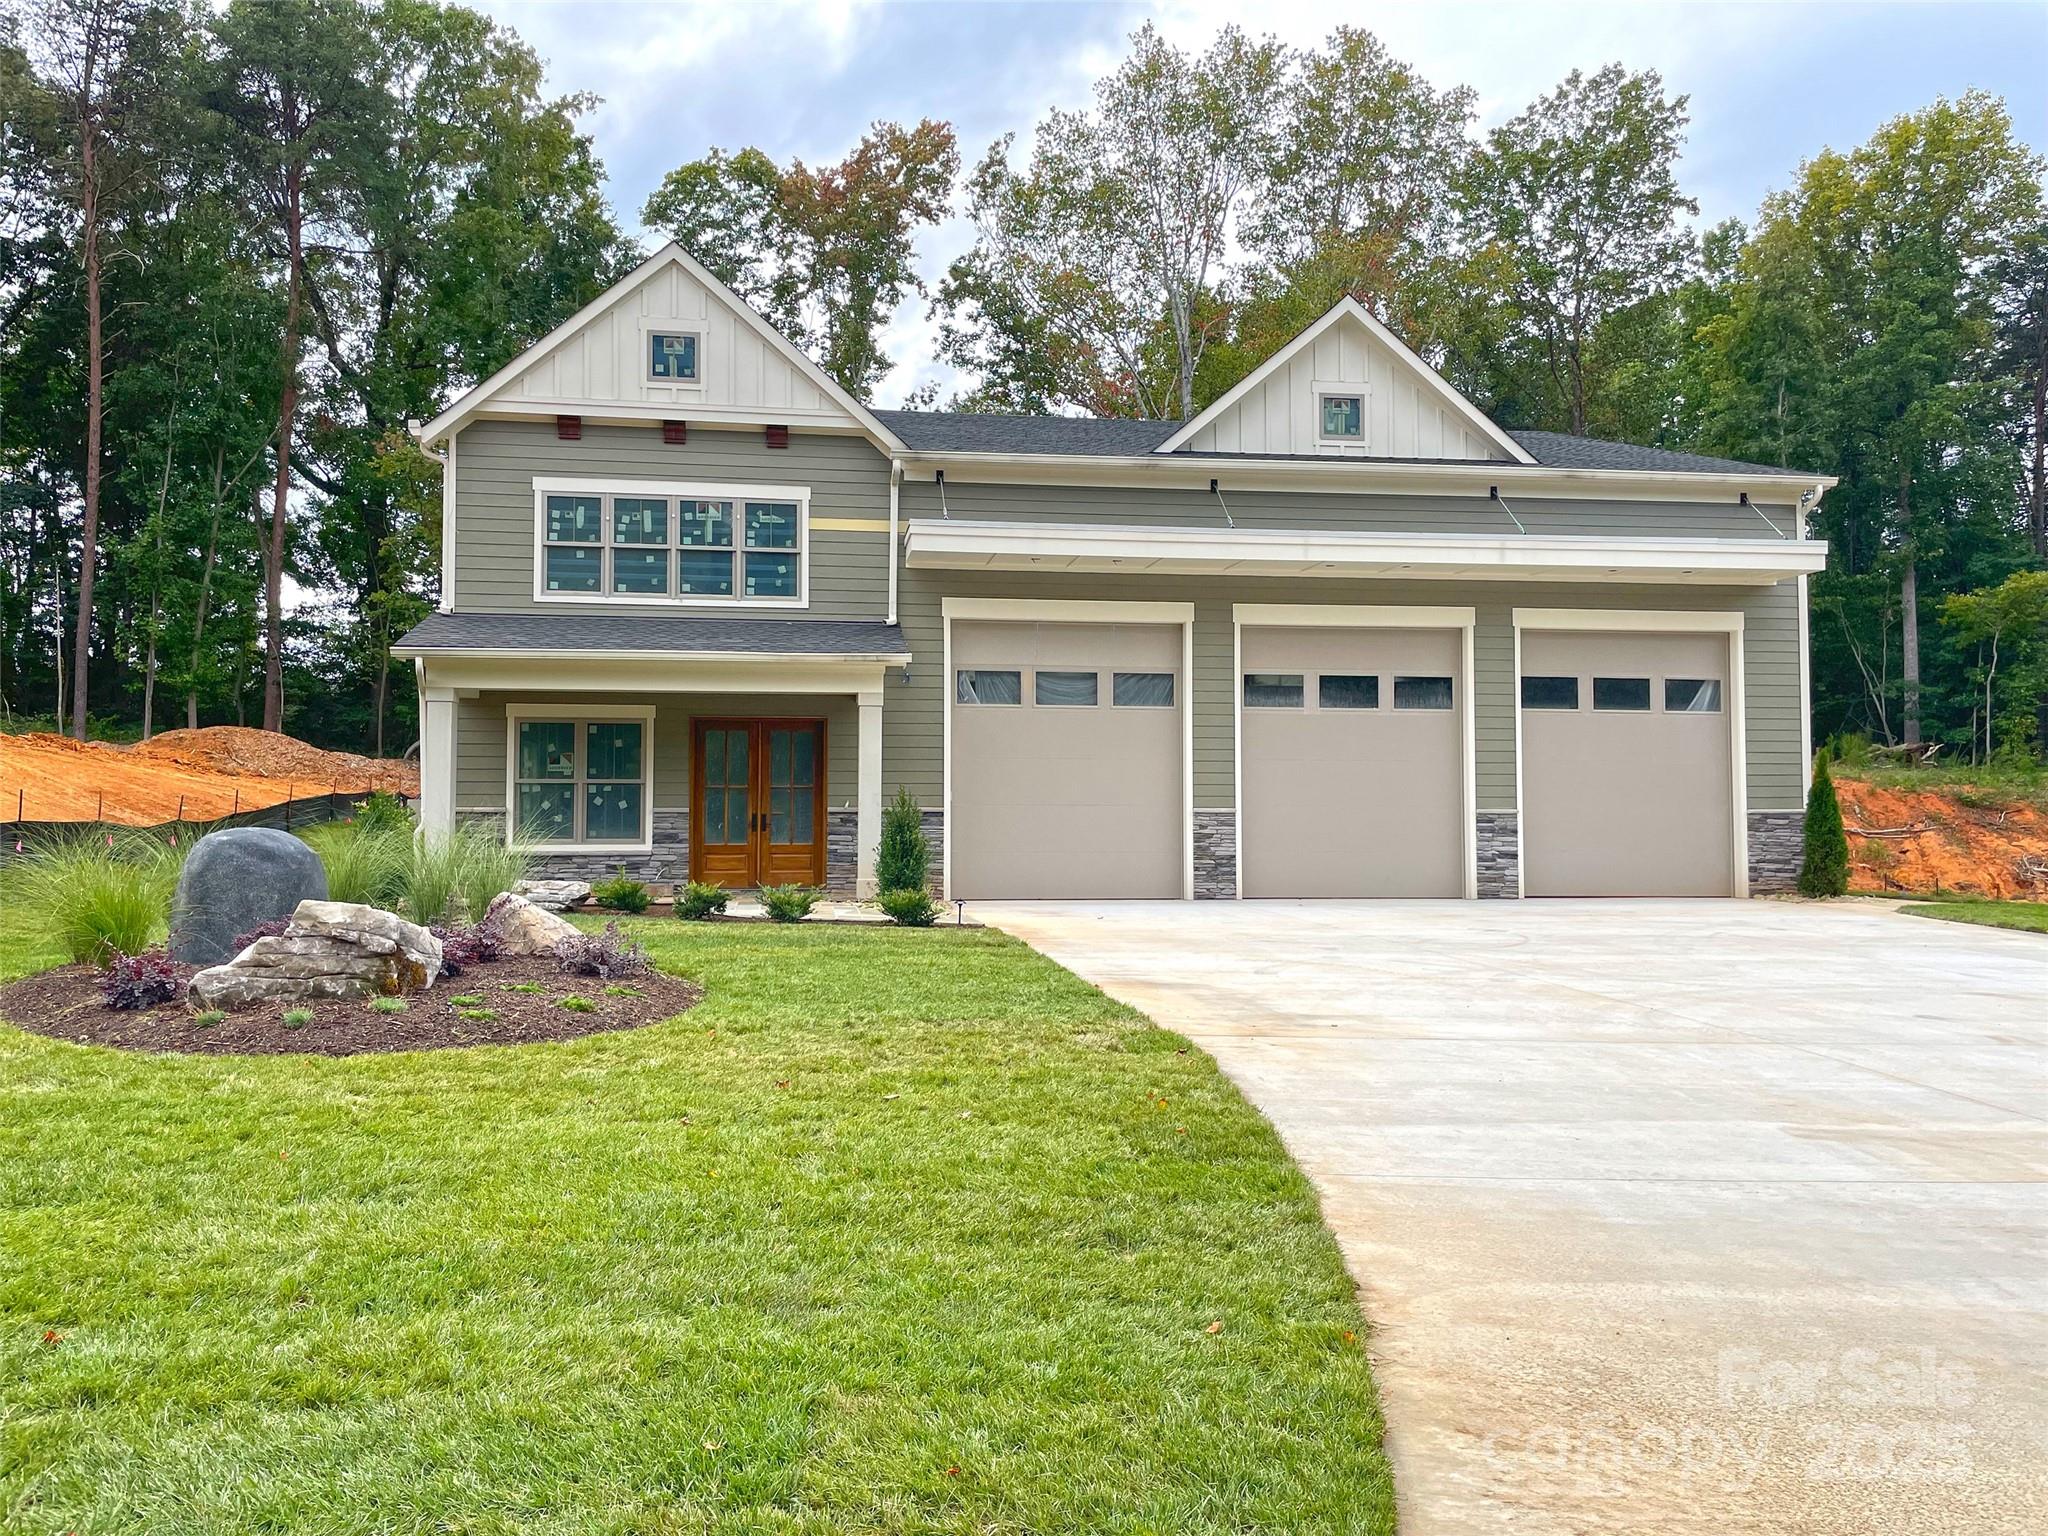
[1901,557,1921,747]
[263,150,306,734]
[69,78,103,741]
[187,458,224,731]
[2031,364,2045,560]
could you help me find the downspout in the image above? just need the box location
[888,457,901,625]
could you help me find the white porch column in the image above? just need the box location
[855,687,884,898]
[419,685,457,839]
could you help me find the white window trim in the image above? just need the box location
[1510,607,1749,898]
[941,596,1194,900]
[1312,379,1368,450]
[1232,603,1478,899]
[638,319,705,388]
[531,476,810,610]
[504,701,657,853]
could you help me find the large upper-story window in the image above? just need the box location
[533,479,807,607]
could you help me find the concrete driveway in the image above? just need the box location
[976,899,2048,1536]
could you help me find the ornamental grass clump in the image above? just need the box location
[18,831,182,964]
[300,820,408,908]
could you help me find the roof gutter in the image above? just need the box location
[393,645,913,665]
[894,449,1838,501]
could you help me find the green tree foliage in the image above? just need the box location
[1941,570,2048,761]
[937,23,1286,419]
[1798,751,1851,898]
[1456,64,1697,436]
[644,119,957,399]
[875,787,931,894]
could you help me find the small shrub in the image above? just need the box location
[1799,749,1851,898]
[878,887,943,927]
[369,995,407,1015]
[455,1007,497,1021]
[875,788,931,895]
[348,790,414,833]
[553,921,652,980]
[229,916,291,952]
[673,880,729,920]
[281,1008,313,1030]
[591,866,651,914]
[759,884,820,924]
[99,948,184,1010]
[192,1009,225,1028]
[557,995,597,1014]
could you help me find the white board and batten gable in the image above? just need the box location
[1158,297,1534,465]
[417,243,902,449]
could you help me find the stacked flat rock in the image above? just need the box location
[512,879,590,912]
[189,900,443,1009]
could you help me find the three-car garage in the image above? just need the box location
[942,599,1748,902]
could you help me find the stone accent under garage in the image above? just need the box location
[1193,809,1237,900]
[1747,809,1803,895]
[1475,812,1520,899]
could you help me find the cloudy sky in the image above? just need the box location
[472,0,2048,407]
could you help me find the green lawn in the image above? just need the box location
[1900,898,2048,934]
[0,904,1391,1534]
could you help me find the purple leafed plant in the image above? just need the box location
[229,916,291,951]
[432,907,507,977]
[100,948,185,1011]
[553,921,651,980]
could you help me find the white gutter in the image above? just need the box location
[391,645,913,664]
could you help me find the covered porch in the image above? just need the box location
[396,614,911,896]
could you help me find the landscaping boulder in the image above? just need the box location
[169,826,328,966]
[513,878,590,912]
[487,892,581,956]
[188,899,441,1009]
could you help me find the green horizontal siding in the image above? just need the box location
[452,419,891,618]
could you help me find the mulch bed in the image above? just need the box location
[0,954,702,1057]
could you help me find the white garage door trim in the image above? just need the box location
[942,596,1196,899]
[1512,607,1749,898]
[1232,603,1478,900]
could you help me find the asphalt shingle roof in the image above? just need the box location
[395,612,910,657]
[874,409,1815,478]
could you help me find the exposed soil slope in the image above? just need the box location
[1837,776,2048,901]
[1,727,418,824]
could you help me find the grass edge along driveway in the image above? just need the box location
[0,914,1392,1535]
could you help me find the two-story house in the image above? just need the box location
[397,243,1833,902]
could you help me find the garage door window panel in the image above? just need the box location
[1665,678,1723,713]
[1593,677,1652,712]
[1035,670,1099,706]
[1521,675,1580,710]
[1244,673,1305,708]
[1318,674,1379,710]
[1393,675,1453,710]
[1113,672,1175,707]
[956,669,1021,705]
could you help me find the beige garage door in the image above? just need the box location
[1520,630,1736,897]
[1240,626,1467,898]
[950,620,1183,899]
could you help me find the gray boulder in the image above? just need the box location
[169,826,328,965]
[188,899,442,1010]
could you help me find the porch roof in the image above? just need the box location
[395,611,911,662]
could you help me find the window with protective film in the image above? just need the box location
[513,716,647,844]
[537,484,805,606]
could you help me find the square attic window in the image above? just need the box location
[1320,393,1363,439]
[649,331,700,382]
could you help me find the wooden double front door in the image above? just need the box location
[689,718,827,889]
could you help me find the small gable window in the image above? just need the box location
[1319,393,1363,440]
[648,330,700,383]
